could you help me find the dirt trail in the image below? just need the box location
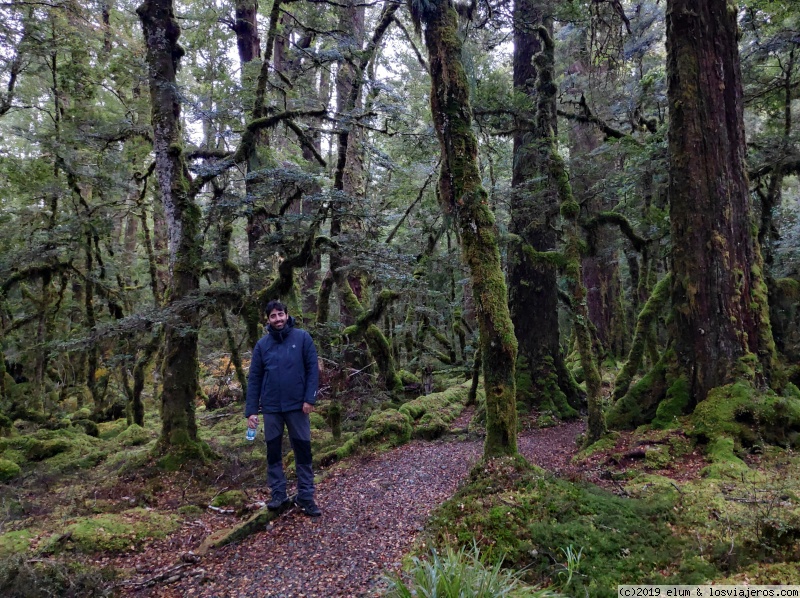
[118,419,585,597]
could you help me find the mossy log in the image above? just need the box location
[197,507,285,553]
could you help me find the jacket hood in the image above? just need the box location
[267,315,296,343]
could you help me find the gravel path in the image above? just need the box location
[119,417,586,597]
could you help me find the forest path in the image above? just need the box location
[118,417,585,597]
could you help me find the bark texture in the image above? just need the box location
[508,0,580,415]
[420,1,518,457]
[667,0,775,403]
[138,0,201,449]
[533,25,606,443]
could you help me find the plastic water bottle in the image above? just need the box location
[246,425,257,442]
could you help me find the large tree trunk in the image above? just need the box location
[239,0,278,346]
[331,0,368,343]
[508,0,580,417]
[421,2,518,458]
[667,0,775,403]
[138,0,202,451]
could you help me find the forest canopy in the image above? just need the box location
[0,0,798,460]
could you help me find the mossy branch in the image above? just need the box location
[556,108,630,141]
[583,211,650,253]
[189,109,327,195]
[1,262,74,294]
[507,233,568,271]
[285,120,327,167]
[522,245,568,271]
[341,290,400,338]
[254,225,328,307]
[613,273,671,401]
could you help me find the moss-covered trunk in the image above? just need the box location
[666,0,775,404]
[236,0,279,347]
[613,273,671,402]
[421,1,518,458]
[508,2,580,415]
[138,0,201,450]
[534,26,605,443]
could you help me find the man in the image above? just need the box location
[246,300,321,517]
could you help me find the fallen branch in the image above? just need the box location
[120,563,192,589]
[207,505,235,514]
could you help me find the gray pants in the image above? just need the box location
[264,410,315,502]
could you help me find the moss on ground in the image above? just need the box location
[116,424,153,447]
[0,530,34,557]
[426,456,715,597]
[399,382,471,439]
[211,490,246,510]
[690,382,800,458]
[701,437,750,479]
[425,450,800,592]
[361,409,412,445]
[41,508,179,554]
[573,433,619,462]
[0,458,20,481]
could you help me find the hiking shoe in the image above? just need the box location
[294,497,321,517]
[267,494,292,511]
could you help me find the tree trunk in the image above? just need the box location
[238,0,277,346]
[531,25,606,442]
[420,2,518,458]
[508,0,580,416]
[666,0,775,403]
[138,0,203,452]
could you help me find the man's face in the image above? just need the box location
[268,309,288,330]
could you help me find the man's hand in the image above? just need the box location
[302,402,314,415]
[248,414,258,428]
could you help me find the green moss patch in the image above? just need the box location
[662,457,800,570]
[41,508,179,554]
[701,437,750,479]
[361,409,412,446]
[573,433,619,462]
[399,382,470,439]
[0,530,34,557]
[210,490,246,510]
[427,456,716,597]
[0,458,20,481]
[690,383,800,453]
[116,424,152,447]
[652,376,690,429]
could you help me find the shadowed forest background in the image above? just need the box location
[1,0,800,595]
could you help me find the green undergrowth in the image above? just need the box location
[424,448,800,596]
[387,542,563,598]
[0,531,34,558]
[315,382,475,465]
[426,457,715,597]
[629,449,800,573]
[0,553,114,597]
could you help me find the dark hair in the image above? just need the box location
[264,299,288,316]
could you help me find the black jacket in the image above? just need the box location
[245,317,319,415]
